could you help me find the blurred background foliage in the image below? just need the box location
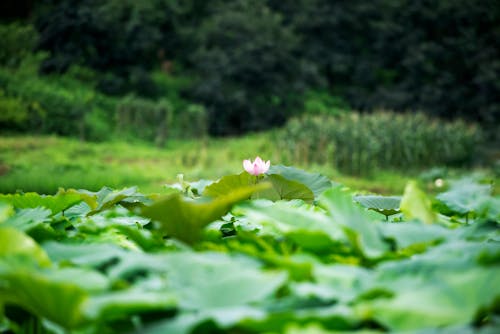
[1,0,498,135]
[0,0,499,186]
[278,112,484,176]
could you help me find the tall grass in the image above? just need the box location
[277,112,483,175]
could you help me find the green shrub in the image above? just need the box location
[83,107,114,141]
[15,77,88,136]
[151,70,208,139]
[0,57,208,142]
[115,95,172,146]
[151,70,193,108]
[0,61,116,140]
[172,104,208,139]
[278,112,483,175]
[115,94,208,145]
[0,23,37,67]
[0,90,28,126]
[303,90,349,117]
[189,0,312,135]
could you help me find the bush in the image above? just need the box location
[115,95,171,144]
[0,60,116,140]
[189,0,317,135]
[0,23,37,67]
[0,90,29,127]
[278,112,483,175]
[115,94,208,144]
[303,90,349,117]
[0,54,207,143]
[172,103,208,139]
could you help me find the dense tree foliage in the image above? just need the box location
[269,0,500,126]
[34,0,173,96]
[1,0,499,135]
[187,0,318,134]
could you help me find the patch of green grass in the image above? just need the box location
[0,134,279,194]
[1,135,495,195]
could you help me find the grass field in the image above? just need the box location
[0,135,496,195]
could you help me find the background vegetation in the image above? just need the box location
[0,0,498,194]
[1,0,499,136]
[279,112,484,175]
[1,135,497,197]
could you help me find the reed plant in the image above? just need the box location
[278,111,483,175]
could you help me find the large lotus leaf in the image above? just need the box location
[161,252,286,310]
[0,192,82,215]
[477,196,500,221]
[234,200,347,253]
[203,306,267,329]
[319,187,388,258]
[459,219,500,243]
[220,233,317,281]
[105,251,286,309]
[2,207,51,232]
[135,313,204,334]
[238,304,359,333]
[60,227,141,251]
[82,186,152,216]
[47,250,163,284]
[101,251,286,333]
[268,165,333,198]
[140,308,358,334]
[63,201,92,218]
[84,289,177,320]
[436,179,495,217]
[75,187,122,209]
[353,195,401,217]
[136,307,267,334]
[358,241,500,330]
[358,266,500,330]
[291,264,373,303]
[62,189,100,210]
[376,240,500,277]
[69,210,153,250]
[111,225,165,251]
[377,220,452,249]
[42,242,127,267]
[0,227,51,267]
[122,251,286,332]
[0,263,88,329]
[86,211,150,228]
[106,252,171,280]
[43,267,110,292]
[284,323,378,334]
[400,181,436,224]
[203,173,255,197]
[141,184,267,244]
[204,172,315,202]
[263,174,315,203]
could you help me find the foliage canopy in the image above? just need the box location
[2,0,497,134]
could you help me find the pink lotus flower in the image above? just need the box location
[243,157,270,176]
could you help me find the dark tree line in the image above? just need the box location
[3,0,499,135]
